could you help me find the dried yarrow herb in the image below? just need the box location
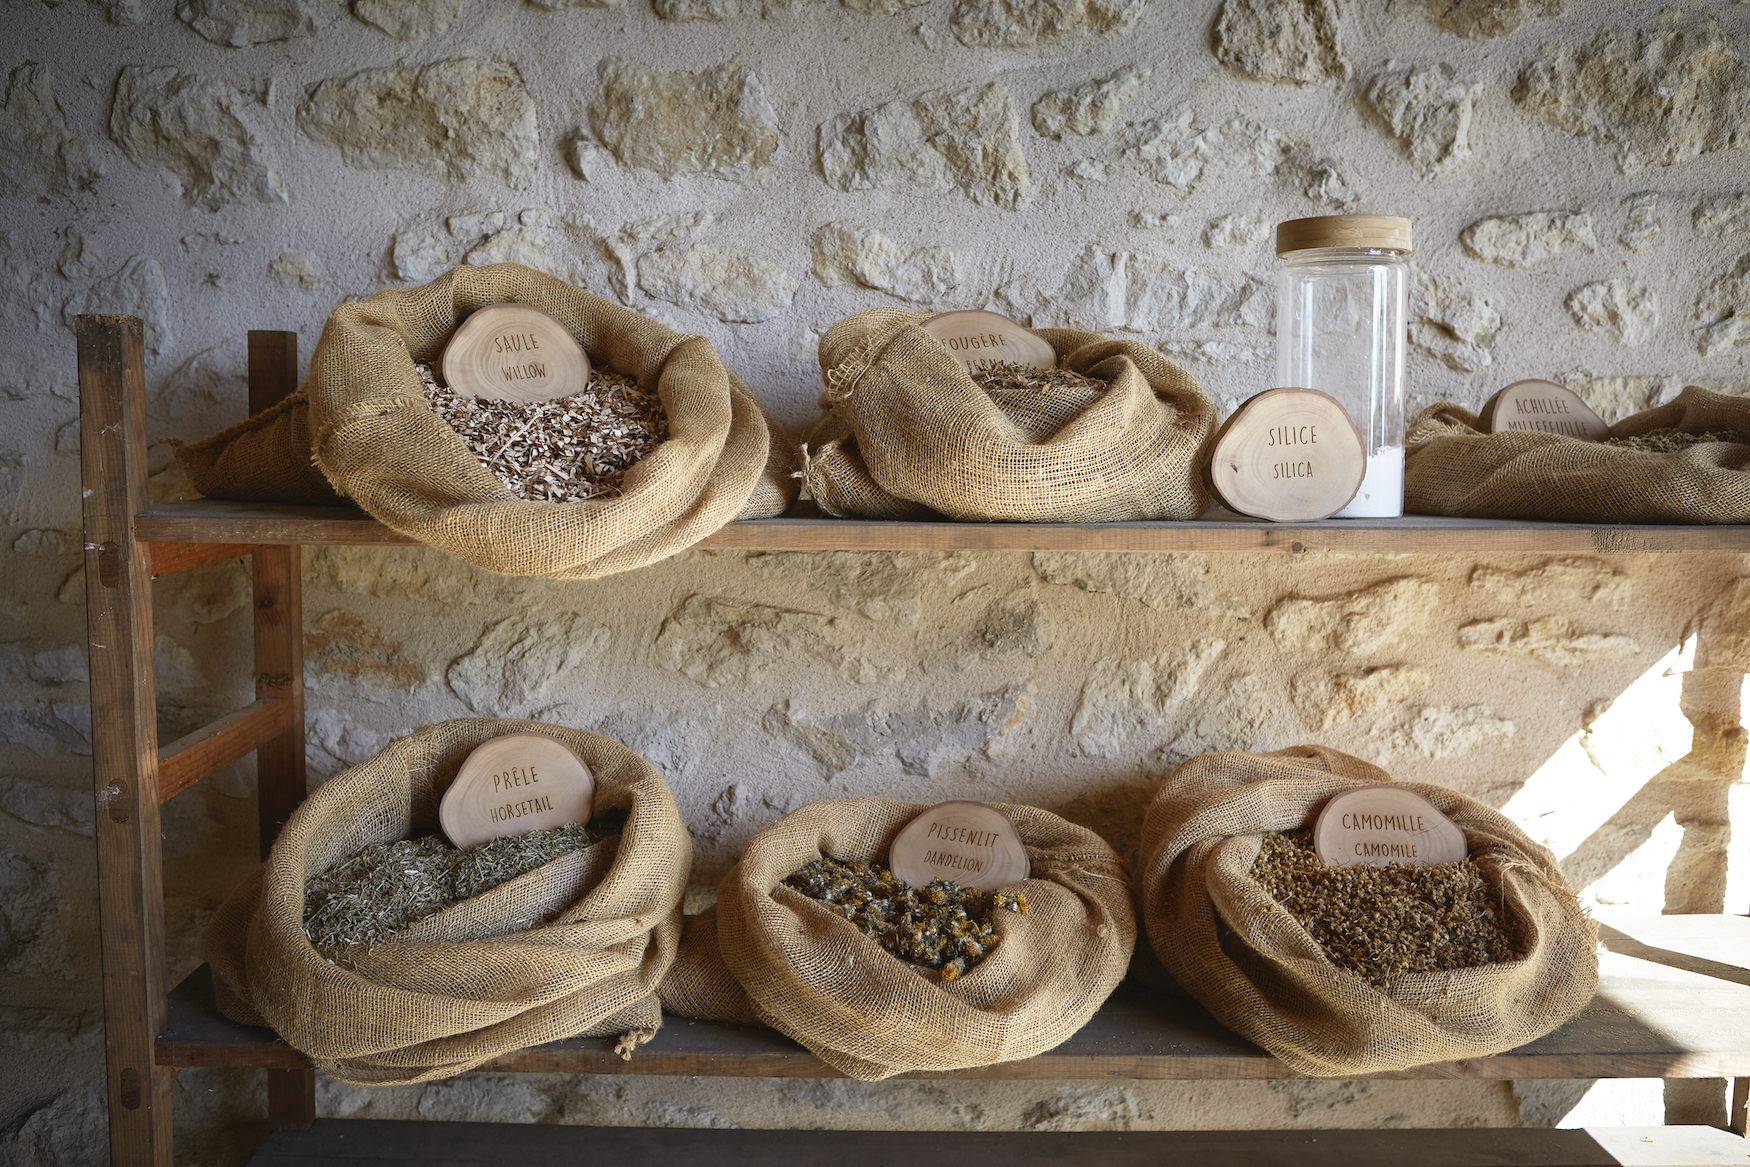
[1601,428,1742,454]
[784,856,1028,982]
[970,360,1106,397]
[1249,829,1519,988]
[303,810,626,950]
[417,362,667,504]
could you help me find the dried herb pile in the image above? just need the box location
[1601,428,1742,453]
[784,856,1028,981]
[303,810,625,949]
[1249,830,1518,987]
[417,362,667,504]
[970,361,1106,396]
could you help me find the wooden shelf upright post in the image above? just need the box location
[79,314,173,1167]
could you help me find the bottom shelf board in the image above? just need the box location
[165,914,1750,1082]
[251,1120,1749,1167]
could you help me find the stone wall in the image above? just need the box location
[3,0,1750,1159]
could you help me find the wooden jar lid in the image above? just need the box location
[1313,785,1467,869]
[888,800,1030,891]
[437,304,591,404]
[439,732,595,849]
[1209,388,1367,522]
[921,310,1055,374]
[1276,215,1412,256]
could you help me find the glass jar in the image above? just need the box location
[1274,215,1410,518]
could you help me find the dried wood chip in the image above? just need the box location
[1249,829,1519,987]
[418,362,667,503]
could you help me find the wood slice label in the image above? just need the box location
[437,304,591,404]
[1313,786,1468,869]
[439,732,594,849]
[1210,388,1367,522]
[921,310,1056,374]
[888,800,1030,891]
[1478,380,1609,441]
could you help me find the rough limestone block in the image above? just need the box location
[1024,243,1270,333]
[1204,213,1268,249]
[1212,0,1346,84]
[0,63,101,199]
[1409,270,1501,372]
[1031,65,1148,138]
[177,0,342,45]
[267,252,323,288]
[1302,157,1359,207]
[635,243,794,323]
[352,0,467,39]
[1127,106,1291,191]
[1032,552,1246,615]
[1469,558,1631,609]
[1290,666,1431,731]
[1514,11,1750,170]
[445,613,609,715]
[1371,705,1516,759]
[763,685,1031,780]
[0,846,68,976]
[590,58,778,178]
[298,58,539,187]
[922,586,1053,674]
[743,550,976,628]
[1694,193,1750,240]
[1153,673,1274,766]
[809,222,960,305]
[1695,255,1750,356]
[109,66,285,210]
[819,82,1034,210]
[842,0,930,14]
[655,595,903,688]
[948,0,1145,47]
[1565,279,1660,347]
[1421,0,1561,39]
[1458,617,1640,666]
[303,609,424,690]
[62,257,173,357]
[1265,578,1442,656]
[530,0,615,7]
[1620,191,1660,250]
[1566,376,1672,424]
[390,231,451,283]
[1070,639,1225,758]
[1364,62,1481,176]
[1460,211,1597,268]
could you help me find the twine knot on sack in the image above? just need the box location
[614,1026,658,1061]
[821,343,875,404]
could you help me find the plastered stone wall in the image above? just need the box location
[2,0,1750,1159]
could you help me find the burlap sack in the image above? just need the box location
[1138,745,1597,1077]
[708,797,1134,1080]
[174,388,346,506]
[656,905,760,1026]
[203,718,688,1086]
[1406,385,1750,522]
[801,308,1216,522]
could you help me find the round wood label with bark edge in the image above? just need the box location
[439,732,595,850]
[1477,379,1610,441]
[437,304,591,405]
[1312,785,1468,869]
[1209,387,1367,522]
[921,310,1056,374]
[888,800,1031,891]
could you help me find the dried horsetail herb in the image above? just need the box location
[1249,829,1519,988]
[784,856,1028,982]
[970,360,1107,396]
[1601,427,1743,454]
[303,809,627,951]
[417,362,667,504]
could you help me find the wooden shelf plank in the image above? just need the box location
[133,499,1750,555]
[162,916,1750,1081]
[248,1119,1750,1167]
[157,698,292,803]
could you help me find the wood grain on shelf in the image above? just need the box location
[133,499,1750,554]
[147,541,257,578]
[159,916,1750,1082]
[79,314,176,1167]
[156,698,292,804]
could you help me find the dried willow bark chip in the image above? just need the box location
[417,361,668,504]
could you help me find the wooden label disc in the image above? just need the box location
[921,310,1056,374]
[888,800,1030,891]
[1312,786,1468,869]
[1209,388,1367,522]
[436,304,591,404]
[1478,380,1609,440]
[439,732,595,849]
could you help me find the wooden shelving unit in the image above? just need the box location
[77,315,1750,1166]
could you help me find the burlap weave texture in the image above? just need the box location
[204,718,688,1086]
[1138,746,1597,1077]
[706,797,1135,1080]
[1405,385,1750,523]
[175,387,346,506]
[802,308,1216,522]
